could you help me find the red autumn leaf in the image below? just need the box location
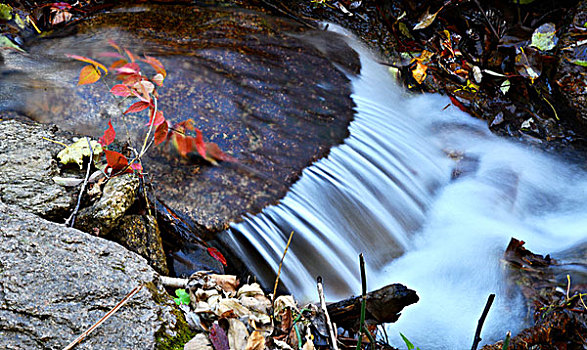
[194,129,206,159]
[99,119,116,146]
[208,247,227,266]
[205,142,236,163]
[77,65,101,85]
[115,62,140,75]
[65,54,108,74]
[121,74,143,87]
[172,132,195,158]
[449,95,469,114]
[110,59,128,70]
[147,110,165,126]
[104,149,129,172]
[123,101,150,114]
[141,55,167,78]
[154,121,169,146]
[110,84,132,97]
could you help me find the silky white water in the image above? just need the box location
[221,27,587,348]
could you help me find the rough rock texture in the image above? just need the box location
[110,214,169,275]
[555,0,587,134]
[75,173,139,236]
[0,119,76,219]
[0,201,181,350]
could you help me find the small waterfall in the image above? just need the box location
[221,27,587,348]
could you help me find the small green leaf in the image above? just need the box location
[400,332,415,350]
[173,289,190,306]
[0,4,13,21]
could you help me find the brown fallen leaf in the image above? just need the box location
[245,330,265,350]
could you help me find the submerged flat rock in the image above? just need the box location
[0,3,359,236]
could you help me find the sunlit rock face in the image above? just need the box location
[0,3,360,235]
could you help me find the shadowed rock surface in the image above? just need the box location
[0,201,182,350]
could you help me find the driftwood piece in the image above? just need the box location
[327,284,419,331]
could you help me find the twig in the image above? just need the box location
[362,321,376,344]
[160,276,188,289]
[502,331,511,350]
[356,253,367,350]
[64,137,94,227]
[139,97,158,159]
[62,284,143,350]
[472,0,500,40]
[317,276,339,350]
[272,230,295,308]
[471,294,496,350]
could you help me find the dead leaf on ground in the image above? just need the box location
[245,330,265,350]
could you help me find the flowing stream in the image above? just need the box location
[221,26,587,348]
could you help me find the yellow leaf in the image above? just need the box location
[411,60,428,84]
[78,65,101,85]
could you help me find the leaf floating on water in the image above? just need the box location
[530,22,558,51]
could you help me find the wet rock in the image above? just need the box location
[0,201,181,350]
[555,0,587,134]
[0,118,76,219]
[110,214,169,275]
[2,4,358,239]
[75,173,139,235]
[327,283,419,331]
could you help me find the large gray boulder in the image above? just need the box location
[0,201,185,350]
[0,119,76,220]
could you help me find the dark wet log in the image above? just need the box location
[327,283,419,331]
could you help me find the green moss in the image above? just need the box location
[143,282,197,350]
